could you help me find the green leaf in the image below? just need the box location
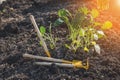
[72,13,84,27]
[79,28,85,36]
[102,21,112,30]
[40,26,46,35]
[39,41,42,46]
[91,9,99,18]
[94,22,101,26]
[54,18,64,26]
[84,47,89,52]
[94,44,100,54]
[91,41,96,45]
[58,9,71,17]
[79,7,89,15]
[50,44,54,49]
[65,44,71,49]
[72,40,80,45]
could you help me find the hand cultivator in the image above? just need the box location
[23,15,89,70]
[23,53,89,70]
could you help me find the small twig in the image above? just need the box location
[29,15,51,57]
[23,54,72,64]
[34,62,74,68]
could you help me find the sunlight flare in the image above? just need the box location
[116,0,120,6]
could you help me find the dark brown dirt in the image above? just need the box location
[0,0,120,80]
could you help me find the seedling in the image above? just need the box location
[55,7,112,54]
[39,24,58,49]
[28,15,89,70]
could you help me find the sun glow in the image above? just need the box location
[116,0,120,6]
[97,0,110,10]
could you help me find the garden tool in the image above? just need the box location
[30,15,51,57]
[23,54,89,70]
[29,15,89,69]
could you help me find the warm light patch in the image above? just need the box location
[116,0,120,6]
[97,0,110,10]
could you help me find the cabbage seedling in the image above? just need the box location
[55,7,112,54]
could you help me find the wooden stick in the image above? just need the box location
[23,54,72,64]
[29,15,51,57]
[34,62,74,68]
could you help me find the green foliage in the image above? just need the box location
[58,9,72,18]
[91,9,99,18]
[79,28,85,37]
[102,21,112,30]
[54,18,64,26]
[56,7,112,54]
[39,24,57,49]
[40,26,46,34]
[78,7,89,15]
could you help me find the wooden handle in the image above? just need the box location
[23,54,71,63]
[34,62,74,68]
[29,15,51,57]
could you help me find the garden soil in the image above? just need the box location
[0,0,120,80]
